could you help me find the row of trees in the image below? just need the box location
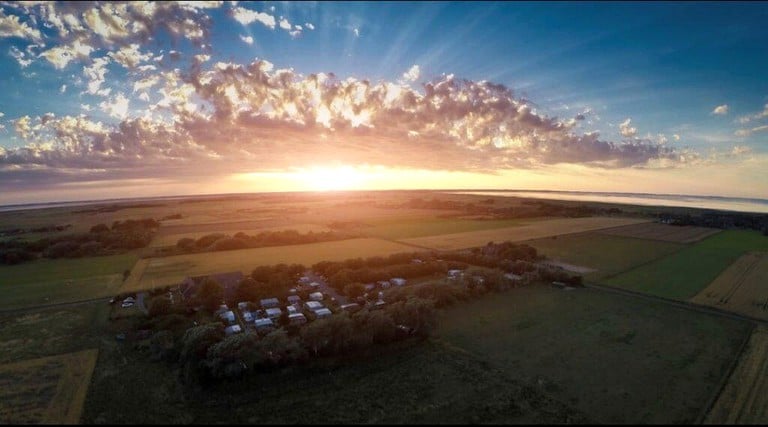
[0,218,160,264]
[169,230,356,255]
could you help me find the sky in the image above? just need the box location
[0,1,767,205]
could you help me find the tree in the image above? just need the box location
[253,329,307,367]
[148,330,176,362]
[343,282,365,299]
[205,332,259,379]
[90,223,110,234]
[148,295,172,318]
[176,237,195,251]
[195,278,224,313]
[180,324,224,364]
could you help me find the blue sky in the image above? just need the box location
[0,1,766,203]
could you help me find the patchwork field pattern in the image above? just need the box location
[121,238,419,292]
[401,217,650,250]
[603,231,768,300]
[0,349,98,424]
[149,223,330,247]
[691,252,768,320]
[597,222,721,243]
[706,327,768,424]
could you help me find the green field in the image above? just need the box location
[436,286,751,424]
[603,230,768,300]
[527,232,684,280]
[360,218,535,240]
[0,253,138,310]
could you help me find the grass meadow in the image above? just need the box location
[603,231,768,300]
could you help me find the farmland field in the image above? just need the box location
[0,253,137,310]
[691,252,768,320]
[121,238,419,292]
[705,326,768,424]
[358,217,535,240]
[597,222,721,243]
[436,286,751,424]
[401,216,650,250]
[0,349,98,424]
[527,232,683,280]
[603,230,768,300]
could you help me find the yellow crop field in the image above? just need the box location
[706,327,768,424]
[149,223,330,247]
[121,238,418,292]
[691,252,768,320]
[0,349,98,424]
[401,217,650,250]
[597,222,721,243]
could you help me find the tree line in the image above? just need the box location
[160,229,357,256]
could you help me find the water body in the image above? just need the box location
[449,190,768,214]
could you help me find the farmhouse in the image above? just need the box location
[304,301,323,311]
[314,308,332,319]
[260,298,280,309]
[309,292,324,301]
[224,324,242,336]
[289,313,307,325]
[180,271,245,301]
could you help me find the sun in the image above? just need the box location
[296,166,368,191]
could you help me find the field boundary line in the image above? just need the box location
[694,323,755,425]
[0,296,110,315]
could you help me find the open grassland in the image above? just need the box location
[401,217,650,250]
[0,349,98,424]
[0,303,107,364]
[121,238,419,292]
[149,223,330,248]
[597,222,721,243]
[357,217,536,240]
[528,232,683,280]
[0,253,137,310]
[691,252,768,320]
[436,286,750,424]
[603,231,768,300]
[706,326,768,424]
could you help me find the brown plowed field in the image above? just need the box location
[691,252,768,320]
[706,327,768,424]
[597,222,720,243]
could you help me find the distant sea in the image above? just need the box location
[449,190,768,214]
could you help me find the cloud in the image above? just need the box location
[83,56,111,96]
[735,124,768,137]
[107,43,151,69]
[737,103,768,124]
[619,118,637,138]
[731,145,752,156]
[0,9,43,41]
[40,38,94,69]
[279,18,291,31]
[353,27,360,37]
[305,22,315,30]
[231,5,275,29]
[712,104,729,115]
[9,45,33,68]
[673,134,680,141]
[99,93,130,119]
[402,65,420,82]
[59,84,67,93]
[239,35,254,45]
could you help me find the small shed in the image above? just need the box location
[237,301,249,311]
[287,305,298,315]
[254,318,274,329]
[260,298,280,309]
[309,292,324,301]
[289,313,307,325]
[265,307,282,319]
[314,308,332,319]
[242,311,254,322]
[219,310,236,324]
[224,324,242,336]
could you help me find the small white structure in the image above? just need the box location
[304,301,324,311]
[260,298,280,309]
[299,276,311,284]
[314,308,332,319]
[287,295,302,305]
[378,280,391,289]
[265,307,282,319]
[504,273,522,281]
[224,324,242,336]
[242,311,254,322]
[391,278,406,287]
[372,300,386,310]
[215,304,230,315]
[309,292,324,301]
[340,303,360,312]
[364,283,376,292]
[447,269,463,279]
[378,291,384,300]
[219,310,236,324]
[289,313,307,325]
[309,281,321,289]
[287,305,298,315]
[254,318,274,329]
[124,296,136,303]
[237,301,249,311]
